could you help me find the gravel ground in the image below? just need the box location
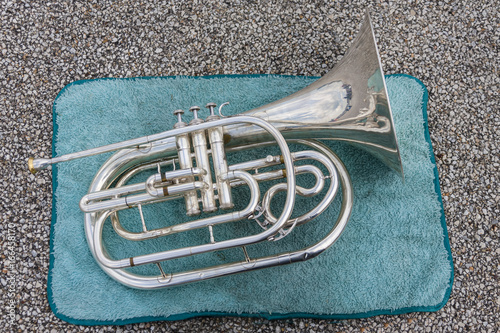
[1,0,498,332]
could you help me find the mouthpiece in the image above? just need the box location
[28,157,37,174]
[28,157,51,174]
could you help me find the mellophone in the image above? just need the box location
[29,14,403,289]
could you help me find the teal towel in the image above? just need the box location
[48,74,453,324]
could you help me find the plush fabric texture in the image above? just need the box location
[48,74,453,324]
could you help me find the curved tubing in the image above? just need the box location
[109,170,260,242]
[261,150,340,227]
[84,138,352,289]
[84,116,298,287]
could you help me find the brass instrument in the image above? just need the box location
[29,14,402,289]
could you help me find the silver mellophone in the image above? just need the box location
[29,14,403,289]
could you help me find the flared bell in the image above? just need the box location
[225,14,403,176]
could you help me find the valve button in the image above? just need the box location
[205,102,217,116]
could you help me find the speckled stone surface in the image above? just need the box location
[0,1,498,332]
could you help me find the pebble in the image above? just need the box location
[1,1,498,332]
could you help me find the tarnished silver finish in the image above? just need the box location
[28,13,402,289]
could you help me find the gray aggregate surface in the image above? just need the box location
[1,0,498,332]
